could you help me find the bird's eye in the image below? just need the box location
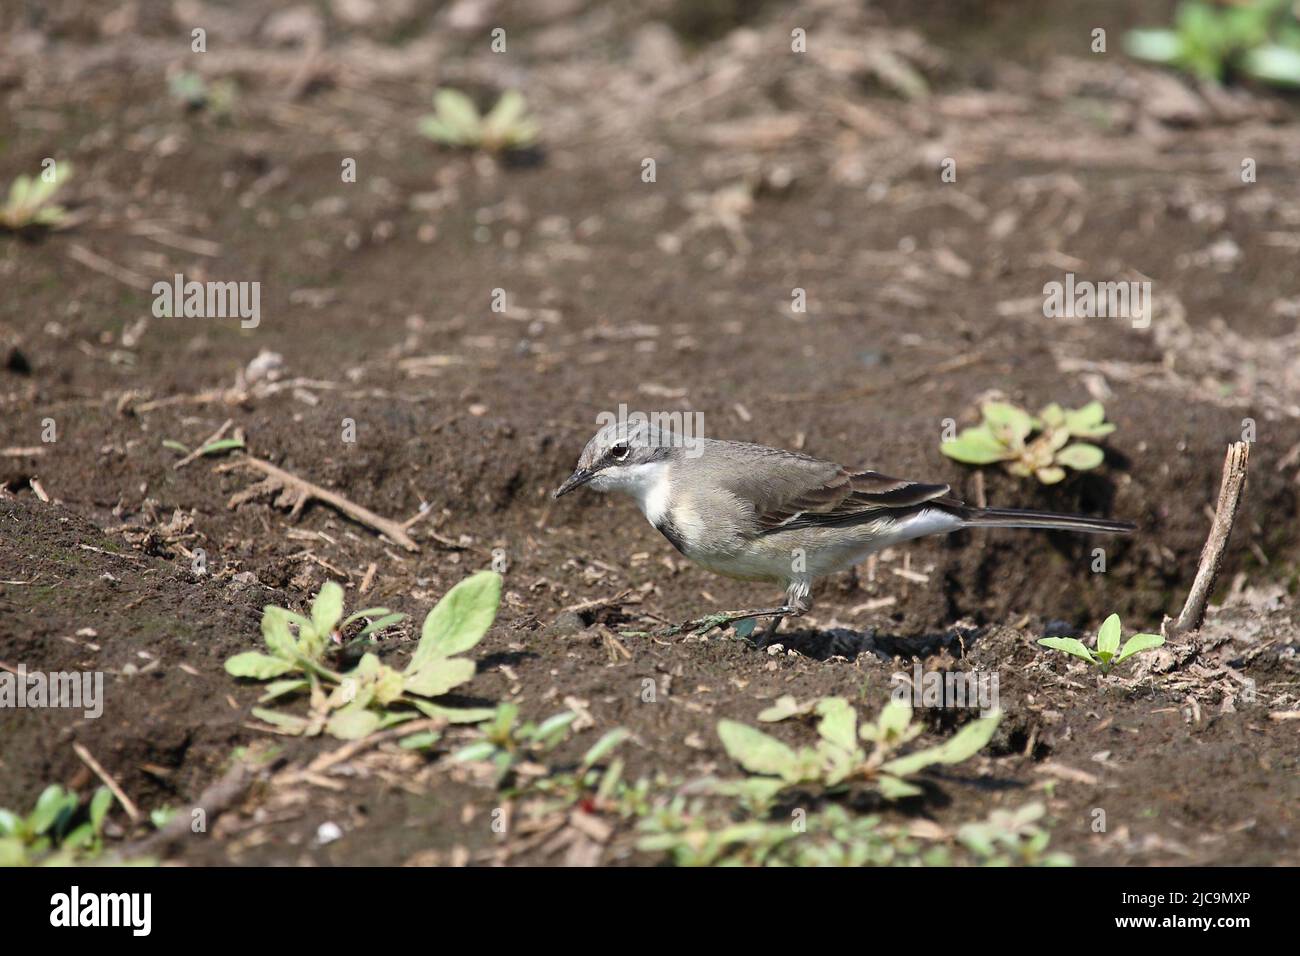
[610,443,631,462]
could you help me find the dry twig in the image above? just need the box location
[220,455,419,552]
[72,742,141,823]
[1165,442,1250,640]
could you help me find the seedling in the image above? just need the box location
[717,696,1001,801]
[225,572,502,739]
[418,89,539,152]
[1125,0,1300,87]
[1038,613,1164,674]
[941,400,1115,485]
[956,802,1073,866]
[169,71,237,116]
[0,785,113,866]
[163,437,245,459]
[450,705,629,788]
[0,164,72,232]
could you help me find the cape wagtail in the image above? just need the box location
[553,420,1134,641]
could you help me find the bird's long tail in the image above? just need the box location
[953,505,1134,535]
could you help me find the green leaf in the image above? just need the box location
[484,90,527,132]
[876,774,924,800]
[261,605,297,658]
[1117,632,1165,663]
[311,582,345,636]
[876,699,913,739]
[717,720,801,780]
[1243,45,1300,87]
[757,694,813,722]
[582,728,631,768]
[1034,634,1097,665]
[258,678,309,702]
[881,711,1001,777]
[418,116,459,143]
[399,730,441,750]
[28,785,74,836]
[533,711,579,747]
[342,606,393,628]
[162,440,190,455]
[451,741,498,763]
[433,89,481,137]
[7,174,29,210]
[251,707,311,733]
[196,438,245,457]
[1037,637,1098,664]
[410,570,502,670]
[89,787,113,833]
[63,822,95,850]
[814,697,857,751]
[25,172,60,209]
[150,806,177,829]
[1124,28,1183,64]
[1064,400,1105,428]
[0,837,28,867]
[326,705,382,740]
[1035,466,1066,485]
[225,651,296,679]
[0,809,21,837]
[1039,402,1066,428]
[359,613,405,637]
[409,700,497,723]
[1063,403,1115,438]
[1096,614,1122,656]
[982,401,1034,443]
[1055,443,1105,471]
[376,710,417,729]
[704,777,788,804]
[403,657,476,697]
[941,424,1014,465]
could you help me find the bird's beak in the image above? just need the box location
[552,467,596,499]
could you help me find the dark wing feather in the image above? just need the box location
[754,468,958,533]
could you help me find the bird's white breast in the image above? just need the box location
[615,461,671,527]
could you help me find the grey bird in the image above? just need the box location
[553,420,1134,641]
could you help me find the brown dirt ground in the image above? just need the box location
[1,0,1298,865]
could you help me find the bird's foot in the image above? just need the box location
[661,605,798,640]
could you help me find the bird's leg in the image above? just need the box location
[667,583,813,641]
[755,583,813,647]
[687,604,798,636]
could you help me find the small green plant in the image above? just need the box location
[1125,0,1300,87]
[941,400,1115,485]
[450,705,629,788]
[163,437,245,459]
[717,697,1001,801]
[225,572,501,739]
[1038,614,1164,675]
[637,799,932,867]
[418,89,539,152]
[169,71,238,116]
[956,802,1073,866]
[0,164,71,232]
[0,785,113,866]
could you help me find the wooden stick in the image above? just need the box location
[1165,442,1250,639]
[66,243,153,291]
[119,757,259,857]
[225,455,419,552]
[73,742,141,823]
[173,418,233,470]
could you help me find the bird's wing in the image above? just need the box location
[725,451,958,534]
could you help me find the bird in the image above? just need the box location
[553,419,1134,642]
